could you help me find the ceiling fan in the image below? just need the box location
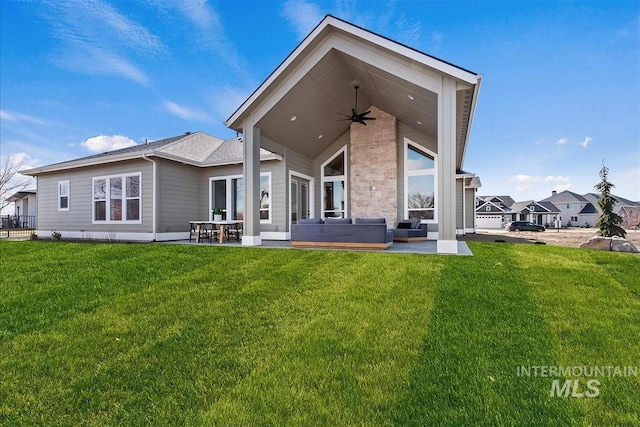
[338,85,376,125]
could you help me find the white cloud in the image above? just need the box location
[82,135,137,153]
[163,100,212,122]
[543,175,570,183]
[581,136,592,148]
[0,109,55,126]
[42,0,164,84]
[280,0,325,39]
[557,137,567,145]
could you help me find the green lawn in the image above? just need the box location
[0,241,638,426]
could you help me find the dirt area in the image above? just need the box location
[461,228,640,249]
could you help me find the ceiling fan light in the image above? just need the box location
[290,115,297,121]
[407,95,415,100]
[318,134,323,139]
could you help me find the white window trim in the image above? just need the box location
[209,172,271,224]
[58,180,69,212]
[288,170,315,230]
[404,138,437,223]
[91,172,142,224]
[320,145,348,219]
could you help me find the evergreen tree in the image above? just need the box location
[594,164,626,238]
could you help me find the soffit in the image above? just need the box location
[254,48,440,159]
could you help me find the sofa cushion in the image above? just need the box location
[298,218,323,224]
[355,217,386,224]
[396,220,412,229]
[324,217,352,225]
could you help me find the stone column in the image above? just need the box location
[349,106,397,226]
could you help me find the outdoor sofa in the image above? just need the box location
[390,219,428,242]
[291,217,393,250]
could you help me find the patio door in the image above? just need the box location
[290,176,310,224]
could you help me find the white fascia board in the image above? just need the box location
[225,18,335,129]
[21,151,155,175]
[225,15,480,129]
[328,17,479,85]
[460,74,483,167]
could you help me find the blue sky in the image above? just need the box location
[1,0,638,202]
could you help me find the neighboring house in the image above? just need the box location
[5,190,37,229]
[506,200,560,227]
[24,15,483,253]
[582,192,640,228]
[540,190,598,227]
[475,195,515,229]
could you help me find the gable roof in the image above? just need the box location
[478,195,515,207]
[476,200,508,213]
[583,192,639,209]
[540,190,588,204]
[578,203,598,214]
[225,15,481,169]
[510,200,559,214]
[22,132,279,175]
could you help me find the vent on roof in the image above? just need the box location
[185,131,191,135]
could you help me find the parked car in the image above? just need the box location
[506,221,545,232]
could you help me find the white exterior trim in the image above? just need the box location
[209,172,272,224]
[91,172,142,225]
[320,145,348,218]
[437,239,458,254]
[288,170,315,231]
[261,231,289,241]
[242,235,262,246]
[404,137,437,223]
[58,180,69,212]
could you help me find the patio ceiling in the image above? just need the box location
[254,48,440,159]
[226,16,480,169]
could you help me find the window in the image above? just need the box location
[93,173,141,223]
[321,147,347,218]
[210,172,271,223]
[58,180,69,211]
[405,140,436,221]
[571,216,578,222]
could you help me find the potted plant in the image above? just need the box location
[213,208,223,222]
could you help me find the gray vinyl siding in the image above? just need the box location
[456,179,464,229]
[156,159,201,233]
[465,187,475,229]
[35,159,153,234]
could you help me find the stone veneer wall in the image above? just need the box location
[349,106,398,226]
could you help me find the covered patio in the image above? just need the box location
[226,16,482,254]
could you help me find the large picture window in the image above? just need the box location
[321,147,347,218]
[405,141,436,221]
[210,172,271,223]
[93,173,141,223]
[58,180,69,211]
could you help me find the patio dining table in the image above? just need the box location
[189,220,243,244]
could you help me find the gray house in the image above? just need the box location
[23,16,483,253]
[540,190,598,227]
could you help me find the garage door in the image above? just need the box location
[476,215,503,229]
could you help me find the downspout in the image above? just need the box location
[142,154,157,241]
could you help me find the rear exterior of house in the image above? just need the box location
[24,16,483,252]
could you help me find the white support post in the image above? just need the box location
[242,121,262,246]
[437,76,458,254]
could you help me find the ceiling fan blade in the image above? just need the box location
[361,116,376,121]
[361,110,371,116]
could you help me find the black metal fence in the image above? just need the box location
[0,215,37,238]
